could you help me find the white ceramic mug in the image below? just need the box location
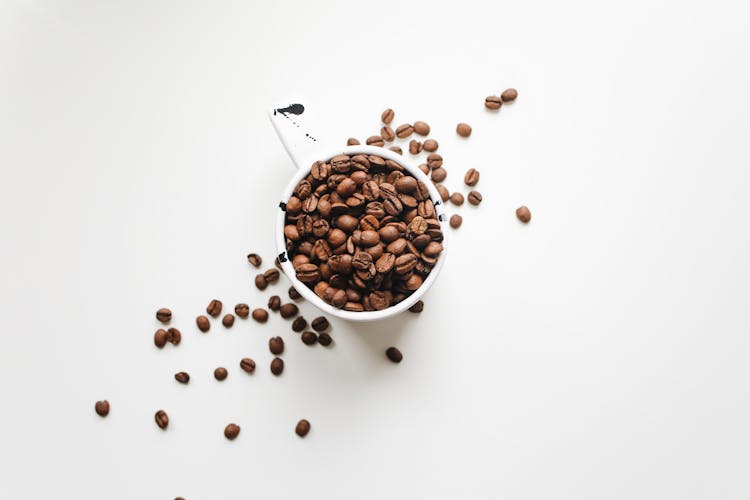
[269,102,448,322]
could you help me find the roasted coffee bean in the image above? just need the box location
[247,253,262,267]
[501,88,518,102]
[383,196,403,216]
[427,153,443,169]
[214,367,228,381]
[196,315,210,333]
[240,358,256,373]
[222,314,235,327]
[450,192,464,205]
[409,140,422,154]
[395,253,418,274]
[516,205,531,223]
[235,303,250,318]
[485,95,503,109]
[224,423,240,440]
[395,176,417,194]
[206,300,222,317]
[311,316,330,332]
[288,286,302,300]
[156,308,172,324]
[252,308,269,323]
[386,347,403,363]
[279,303,299,319]
[270,357,284,375]
[155,410,169,429]
[175,372,190,384]
[422,139,438,152]
[347,137,360,146]
[366,135,385,147]
[301,331,318,345]
[395,124,414,138]
[389,146,402,155]
[95,400,110,417]
[464,168,480,186]
[380,126,395,142]
[167,327,181,345]
[264,268,280,283]
[413,121,430,136]
[468,190,483,205]
[409,300,424,313]
[381,108,394,124]
[436,184,449,202]
[292,316,307,332]
[450,214,463,228]
[457,122,473,137]
[419,163,429,175]
[295,263,321,282]
[154,329,168,348]
[268,295,281,311]
[269,336,285,355]
[431,167,447,183]
[295,419,311,437]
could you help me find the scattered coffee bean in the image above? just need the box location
[196,315,210,333]
[222,314,235,327]
[386,347,403,363]
[311,316,330,332]
[288,286,302,300]
[270,357,284,375]
[247,253,262,267]
[427,153,443,169]
[292,316,307,332]
[155,410,169,429]
[269,336,284,354]
[389,146,402,155]
[409,140,422,155]
[252,308,269,323]
[235,303,250,318]
[156,308,172,324]
[422,139,439,152]
[268,296,281,311]
[206,299,222,317]
[317,332,333,346]
[464,168,480,186]
[516,205,531,223]
[450,192,464,206]
[409,300,424,313]
[381,108,394,124]
[413,121,430,136]
[240,357,256,373]
[485,95,503,110]
[154,329,168,348]
[264,268,280,283]
[380,126,395,142]
[468,190,483,206]
[501,88,518,102]
[395,124,414,138]
[450,214,463,228]
[295,419,311,437]
[224,423,240,440]
[95,400,110,417]
[347,137,360,146]
[431,167,447,183]
[301,331,318,345]
[366,135,385,147]
[174,372,190,384]
[255,274,268,290]
[175,497,185,500]
[214,367,228,381]
[279,303,299,319]
[167,327,181,345]
[456,123,472,137]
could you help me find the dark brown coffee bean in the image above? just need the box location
[347,137,360,146]
[436,184,449,202]
[380,126,395,142]
[317,332,333,346]
[485,95,503,109]
[311,316,330,332]
[269,336,285,355]
[395,253,418,274]
[287,287,301,301]
[409,140,422,154]
[154,329,168,348]
[255,274,268,290]
[222,314,235,327]
[456,123,472,137]
[450,192,464,205]
[247,253,262,267]
[301,331,318,345]
[450,214,463,228]
[381,108,394,124]
[464,168,480,186]
[214,367,228,381]
[422,139,438,152]
[263,269,279,284]
[224,423,240,440]
[366,135,384,147]
[295,263,321,283]
[295,419,311,437]
[409,300,424,313]
[516,205,531,223]
[235,303,250,318]
[156,308,172,324]
[395,124,414,138]
[279,303,299,319]
[383,196,403,216]
[196,315,210,333]
[385,347,403,363]
[95,400,110,417]
[292,316,307,332]
[268,295,281,311]
[206,299,222,317]
[431,167,447,183]
[270,357,284,375]
[155,410,169,429]
[395,176,417,194]
[251,308,268,323]
[501,88,518,102]
[413,121,430,136]
[175,372,190,384]
[240,358,256,373]
[427,153,442,169]
[468,190,483,205]
[167,327,181,345]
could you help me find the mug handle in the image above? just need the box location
[268,101,326,170]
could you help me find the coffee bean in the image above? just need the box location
[468,190,483,206]
[409,140,422,155]
[413,121,430,136]
[464,168,480,186]
[289,286,302,300]
[154,329,168,348]
[301,331,318,345]
[156,308,172,324]
[501,88,518,102]
[240,358,256,373]
[175,497,185,500]
[380,126,395,142]
[516,205,531,223]
[224,423,240,440]
[206,300,222,317]
[235,303,250,318]
[381,108,394,124]
[311,316,330,332]
[247,253,262,267]
[255,274,268,290]
[269,336,285,354]
[427,153,442,169]
[389,146,402,155]
[268,296,281,311]
[275,256,282,269]
[450,214,463,228]
[295,419,311,437]
[214,367,228,381]
[409,300,424,313]
[95,400,110,417]
[436,184,449,201]
[422,139,438,152]
[167,327,181,345]
[252,308,268,323]
[317,333,332,346]
[155,410,169,429]
[395,124,414,138]
[419,163,429,175]
[279,303,299,319]
[175,372,190,384]
[270,357,284,375]
[292,316,307,332]
[222,314,235,327]
[366,135,385,147]
[295,262,321,282]
[456,123,472,137]
[264,268,280,283]
[386,347,403,363]
[485,95,503,109]
[431,167,447,183]
[347,137,360,146]
[196,315,210,333]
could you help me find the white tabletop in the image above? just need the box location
[1,1,749,499]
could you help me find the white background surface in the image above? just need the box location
[1,1,749,498]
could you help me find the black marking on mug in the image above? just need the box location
[273,103,317,142]
[278,252,288,263]
[438,214,445,221]
[279,201,287,211]
[434,199,442,206]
